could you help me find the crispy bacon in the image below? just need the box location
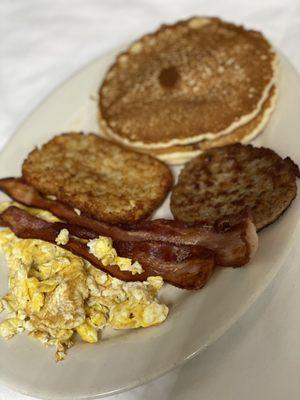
[0,206,215,290]
[0,178,258,267]
[113,241,215,290]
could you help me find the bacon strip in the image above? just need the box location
[48,223,215,289]
[0,206,215,290]
[0,178,258,267]
[114,241,215,290]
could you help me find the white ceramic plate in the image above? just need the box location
[0,49,300,400]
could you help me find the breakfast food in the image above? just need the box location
[0,206,216,289]
[171,143,299,230]
[0,207,168,361]
[0,189,258,360]
[146,84,277,164]
[22,133,173,224]
[0,178,258,268]
[0,14,294,366]
[99,16,277,154]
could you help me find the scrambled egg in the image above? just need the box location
[55,229,69,245]
[0,203,168,361]
[88,236,144,274]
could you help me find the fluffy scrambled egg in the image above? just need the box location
[88,236,144,274]
[55,229,69,245]
[0,203,168,361]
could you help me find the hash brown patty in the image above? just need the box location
[170,143,299,230]
[22,133,173,224]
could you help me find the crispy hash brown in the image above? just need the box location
[171,144,299,230]
[22,133,173,224]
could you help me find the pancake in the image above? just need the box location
[99,17,277,149]
[22,133,173,224]
[170,143,299,230]
[147,84,277,164]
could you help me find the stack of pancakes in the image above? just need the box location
[98,17,278,164]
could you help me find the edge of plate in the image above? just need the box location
[0,50,299,400]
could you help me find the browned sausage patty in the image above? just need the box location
[171,143,299,230]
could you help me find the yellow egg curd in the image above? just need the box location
[0,203,168,361]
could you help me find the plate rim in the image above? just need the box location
[0,48,300,400]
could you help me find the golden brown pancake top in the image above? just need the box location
[99,17,276,148]
[146,84,277,157]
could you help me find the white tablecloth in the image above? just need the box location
[1,1,300,399]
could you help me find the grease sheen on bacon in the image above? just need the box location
[0,206,215,290]
[0,178,258,267]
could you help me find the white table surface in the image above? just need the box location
[1,1,300,399]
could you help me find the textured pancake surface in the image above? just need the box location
[142,84,277,164]
[171,143,299,230]
[99,17,277,149]
[22,133,173,223]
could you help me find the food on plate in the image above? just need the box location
[22,132,173,224]
[144,85,277,165]
[0,179,258,268]
[0,14,297,369]
[0,205,216,289]
[0,212,168,361]
[99,16,277,156]
[171,143,299,230]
